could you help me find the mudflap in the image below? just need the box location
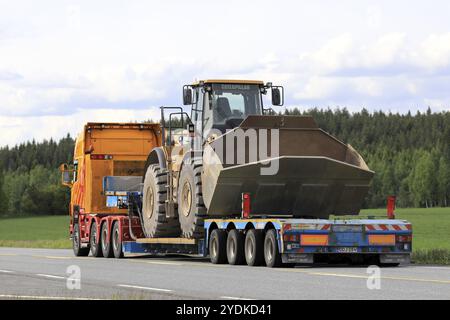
[379,253,411,264]
[282,253,314,264]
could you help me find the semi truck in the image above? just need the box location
[60,79,412,267]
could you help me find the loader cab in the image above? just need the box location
[184,80,284,136]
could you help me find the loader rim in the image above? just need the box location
[181,181,192,217]
[144,184,155,219]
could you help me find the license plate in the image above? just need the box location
[336,247,358,253]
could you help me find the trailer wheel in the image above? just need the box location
[245,229,265,266]
[100,222,113,258]
[89,221,102,257]
[227,229,245,265]
[209,229,227,264]
[112,221,124,259]
[264,229,282,268]
[72,223,89,257]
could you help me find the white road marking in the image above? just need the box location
[220,296,256,300]
[36,274,66,280]
[422,266,450,270]
[309,272,368,279]
[44,256,73,260]
[0,270,14,273]
[0,294,102,300]
[118,284,173,292]
[308,271,450,284]
[143,261,184,266]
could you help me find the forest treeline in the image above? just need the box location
[0,108,449,216]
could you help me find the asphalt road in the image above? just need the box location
[0,247,449,300]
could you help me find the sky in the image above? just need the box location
[0,0,450,147]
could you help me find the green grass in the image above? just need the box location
[0,215,71,249]
[360,207,450,264]
[359,207,450,251]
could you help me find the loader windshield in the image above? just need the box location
[207,83,262,131]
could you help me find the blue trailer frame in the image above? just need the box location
[122,216,412,265]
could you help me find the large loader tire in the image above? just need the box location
[142,164,180,237]
[177,163,206,238]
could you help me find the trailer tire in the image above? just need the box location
[101,222,113,258]
[209,229,227,264]
[227,229,245,265]
[73,223,89,257]
[245,229,265,266]
[112,221,124,259]
[264,229,282,268]
[89,221,103,257]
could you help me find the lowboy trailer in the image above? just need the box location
[73,188,412,267]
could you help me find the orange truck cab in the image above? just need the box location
[60,122,161,253]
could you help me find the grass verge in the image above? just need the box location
[0,215,71,249]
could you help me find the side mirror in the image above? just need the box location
[183,87,193,105]
[59,163,74,187]
[271,87,283,106]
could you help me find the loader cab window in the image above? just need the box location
[206,83,263,133]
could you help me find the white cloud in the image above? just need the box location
[0,0,450,146]
[0,108,161,147]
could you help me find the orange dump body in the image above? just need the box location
[70,123,161,217]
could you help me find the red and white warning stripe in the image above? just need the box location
[365,224,412,231]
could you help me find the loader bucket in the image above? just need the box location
[201,115,374,218]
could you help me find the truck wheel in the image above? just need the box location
[245,229,265,266]
[227,229,245,265]
[264,229,282,268]
[142,164,180,237]
[101,222,113,258]
[177,163,206,238]
[209,229,227,264]
[73,223,89,257]
[112,221,124,259]
[89,221,102,257]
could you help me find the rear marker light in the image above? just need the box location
[396,235,412,243]
[90,154,113,160]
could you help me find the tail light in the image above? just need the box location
[396,235,412,243]
[283,234,300,242]
[90,154,113,160]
